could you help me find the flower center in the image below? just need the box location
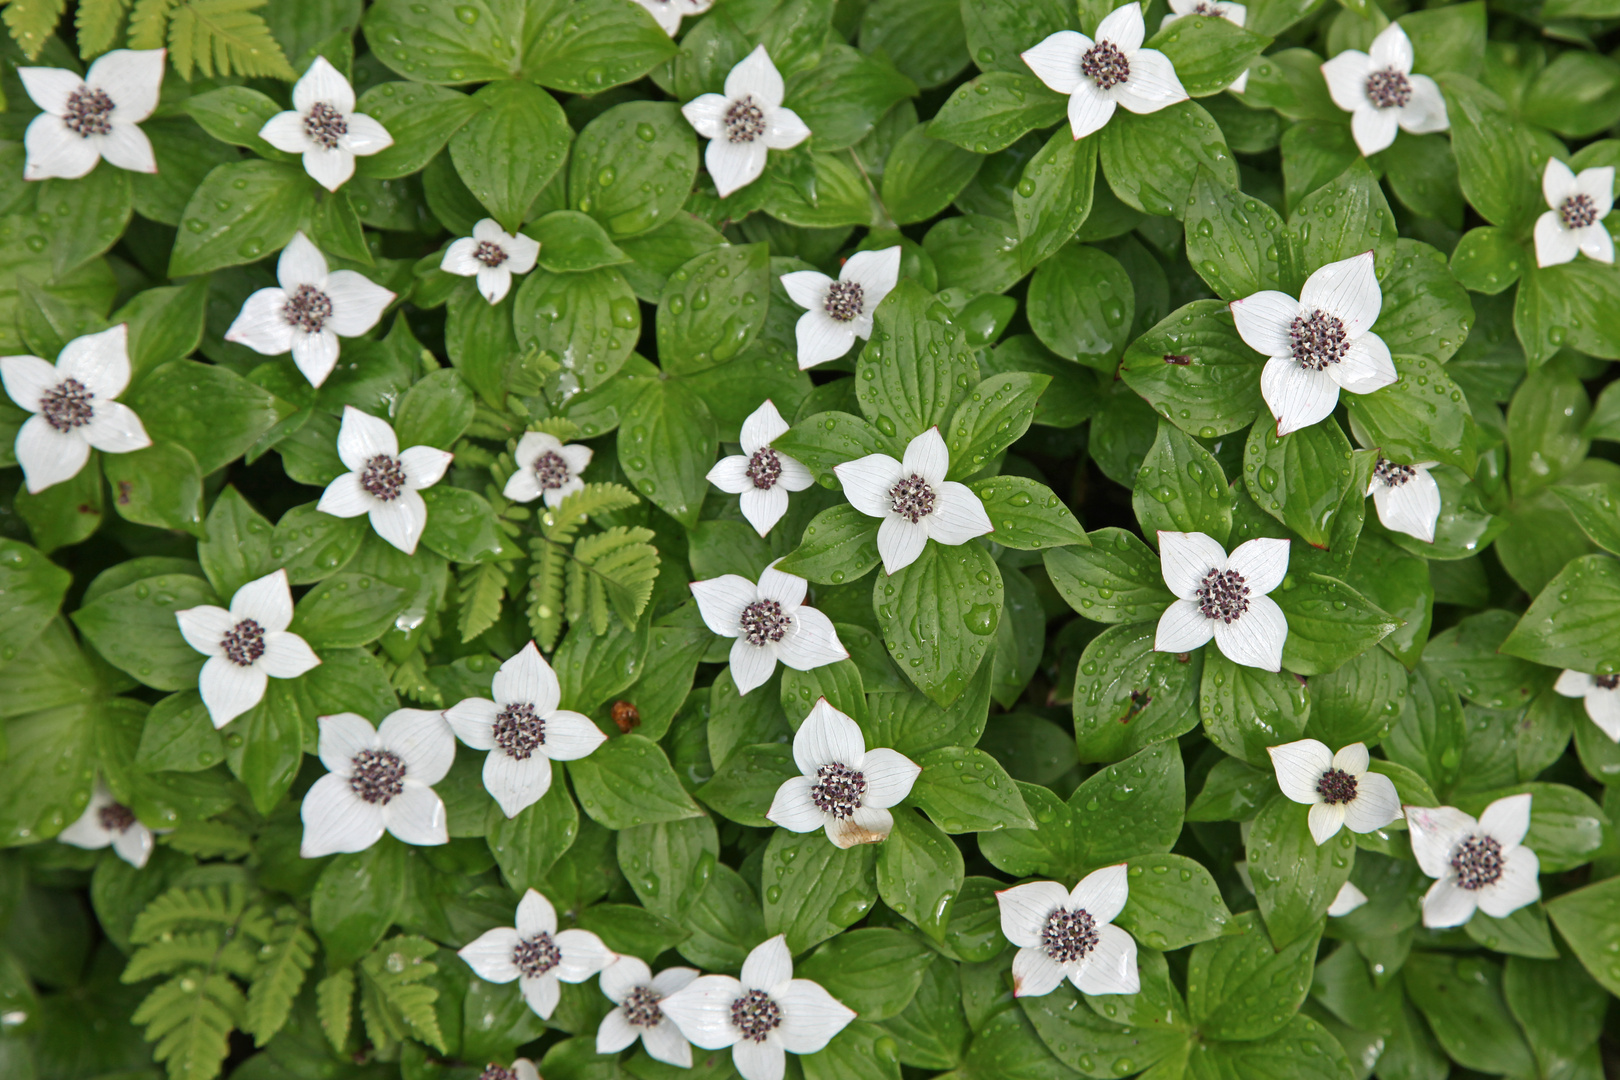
[474,240,509,268]
[284,283,334,334]
[1315,767,1359,805]
[739,599,790,647]
[532,450,571,490]
[512,932,561,978]
[360,454,407,501]
[39,378,94,432]
[348,749,406,804]
[493,701,546,760]
[621,985,664,1028]
[1288,309,1351,371]
[478,1066,517,1080]
[810,761,867,819]
[1450,835,1505,890]
[98,802,136,833]
[64,86,115,137]
[1191,2,1224,14]
[1041,907,1099,964]
[1596,674,1620,690]
[746,447,782,489]
[724,96,767,144]
[1560,193,1599,230]
[889,474,936,523]
[1196,567,1250,623]
[303,101,349,150]
[823,280,865,322]
[221,619,267,666]
[1081,41,1131,90]
[729,988,783,1043]
[1373,456,1417,488]
[1364,68,1412,109]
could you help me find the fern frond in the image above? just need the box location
[457,561,508,644]
[572,525,660,629]
[132,884,251,944]
[75,0,128,56]
[244,916,315,1046]
[128,0,176,47]
[2,0,66,59]
[162,819,252,859]
[359,936,445,1053]
[528,417,582,442]
[386,650,445,706]
[541,483,641,542]
[528,536,567,651]
[315,968,355,1055]
[132,969,242,1080]
[124,932,259,983]
[167,0,294,80]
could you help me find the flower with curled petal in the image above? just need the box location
[996,864,1139,998]
[317,406,453,555]
[459,889,615,1020]
[767,698,921,848]
[1406,794,1540,928]
[1364,452,1441,543]
[1154,531,1290,672]
[681,46,810,197]
[779,247,902,369]
[834,426,993,575]
[1021,4,1187,140]
[596,954,699,1066]
[690,560,847,695]
[19,48,164,180]
[259,57,393,192]
[58,778,157,869]
[1321,23,1448,156]
[1268,738,1401,845]
[299,709,456,857]
[176,569,322,728]
[706,400,815,537]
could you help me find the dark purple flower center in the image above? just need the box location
[533,450,570,490]
[746,447,782,489]
[1560,194,1599,230]
[361,454,407,501]
[1041,907,1099,963]
[1596,674,1620,691]
[284,283,334,334]
[303,101,348,150]
[40,378,94,432]
[823,280,864,322]
[1316,767,1358,805]
[889,474,936,523]
[739,599,790,646]
[493,701,546,760]
[1373,456,1417,488]
[221,619,266,666]
[810,761,867,819]
[98,802,136,833]
[474,240,509,267]
[1196,567,1250,623]
[64,87,115,137]
[622,985,664,1028]
[730,988,783,1042]
[479,1067,516,1080]
[1289,309,1350,371]
[1082,41,1131,90]
[1451,835,1505,890]
[512,932,561,978]
[724,97,766,144]
[349,749,406,804]
[1365,68,1412,109]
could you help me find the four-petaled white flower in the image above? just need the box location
[780,247,902,369]
[707,400,815,536]
[20,49,164,180]
[504,431,593,508]
[1406,793,1540,928]
[632,0,713,35]
[681,46,810,198]
[995,864,1140,998]
[1154,531,1290,671]
[1,324,150,493]
[471,1060,540,1080]
[1267,738,1401,845]
[176,569,321,728]
[1022,4,1188,141]
[442,219,541,305]
[691,560,847,695]
[1230,251,1396,436]
[317,406,453,555]
[1161,0,1249,93]
[59,779,156,868]
[225,231,396,388]
[1366,454,1440,542]
[1327,881,1368,917]
[1555,669,1620,742]
[300,709,456,857]
[767,698,921,848]
[1321,23,1448,156]
[459,888,615,1020]
[659,934,855,1080]
[1534,158,1614,269]
[834,427,993,575]
[596,955,700,1067]
[445,641,608,818]
[259,57,393,192]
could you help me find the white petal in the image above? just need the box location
[1112,49,1186,115]
[1262,355,1340,436]
[1344,771,1401,833]
[1367,23,1413,73]
[442,237,483,277]
[725,46,786,108]
[15,415,89,493]
[901,428,950,486]
[23,113,101,180]
[776,980,856,1053]
[1578,225,1615,264]
[997,881,1070,947]
[729,638,778,694]
[58,787,115,849]
[741,400,790,454]
[293,56,356,115]
[1011,945,1069,997]
[399,445,452,490]
[554,928,614,982]
[504,231,541,274]
[1157,531,1227,598]
[742,934,793,993]
[876,516,929,574]
[18,67,83,114]
[660,974,745,1050]
[840,247,901,307]
[369,489,428,554]
[1576,165,1616,216]
[111,823,155,868]
[317,472,372,518]
[317,712,377,774]
[794,309,859,369]
[225,288,296,356]
[1225,536,1290,595]
[231,568,294,631]
[1535,211,1581,267]
[652,966,701,997]
[1096,3,1146,51]
[835,454,904,517]
[1021,31,1090,95]
[1543,157,1578,210]
[299,772,385,857]
[1420,878,1476,928]
[325,271,395,337]
[175,604,233,657]
[1212,594,1287,672]
[378,707,456,786]
[199,656,268,728]
[757,562,809,608]
[383,783,448,846]
[1300,252,1380,338]
[1397,75,1448,134]
[763,106,810,151]
[597,1009,640,1054]
[58,324,131,398]
[557,442,592,476]
[1308,801,1347,844]
[1321,51,1373,113]
[774,607,848,672]
[767,775,827,832]
[445,697,498,749]
[780,270,833,313]
[260,111,311,154]
[777,454,814,492]
[0,354,58,413]
[513,430,561,471]
[1229,291,1300,356]
[336,406,398,469]
[1586,689,1620,742]
[98,122,156,173]
[1070,863,1130,925]
[1326,881,1368,917]
[1373,469,1440,542]
[732,1037,786,1080]
[740,485,790,536]
[1154,599,1215,653]
[459,927,523,983]
[484,749,553,817]
[1477,847,1540,918]
[493,641,557,711]
[826,804,893,847]
[1405,805,1478,879]
[303,146,356,192]
[1351,105,1400,157]
[275,232,326,292]
[1333,334,1397,395]
[859,748,920,809]
[1332,742,1370,774]
[79,401,149,455]
[600,955,653,1002]
[641,1020,694,1067]
[681,94,730,140]
[539,710,607,761]
[691,575,757,637]
[794,698,867,774]
[341,112,393,157]
[514,888,557,938]
[1555,670,1596,697]
[1073,923,1139,996]
[705,133,768,198]
[522,973,561,1019]
[1267,739,1332,804]
[1479,792,1533,849]
[259,632,321,679]
[1067,78,1117,140]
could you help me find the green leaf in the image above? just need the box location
[856,280,980,440]
[1344,355,1476,474]
[1464,904,1558,960]
[785,44,917,152]
[910,746,1035,833]
[362,0,523,84]
[695,743,798,827]
[1132,422,1234,545]
[875,541,1001,706]
[1070,621,1202,762]
[1450,226,1526,295]
[1242,419,1354,548]
[449,80,571,232]
[1402,953,1535,1077]
[616,377,717,528]
[1247,793,1355,947]
[797,928,934,1021]
[876,808,964,942]
[244,915,316,1046]
[183,85,285,157]
[486,777,579,892]
[101,442,205,534]
[970,475,1086,550]
[131,969,242,1080]
[569,101,697,239]
[394,368,475,452]
[1374,239,1475,366]
[1286,159,1399,283]
[1502,952,1609,1080]
[1275,572,1399,677]
[1187,910,1319,1041]
[518,0,676,93]
[866,661,993,757]
[656,243,771,375]
[1501,555,1620,671]
[881,125,984,226]
[759,152,875,229]
[1022,980,1187,1077]
[1439,73,1550,232]
[1013,130,1096,272]
[927,71,1067,154]
[420,487,509,565]
[312,840,407,969]
[0,702,95,846]
[170,161,316,277]
[761,827,877,954]
[1547,875,1620,998]
[127,360,294,474]
[567,734,703,829]
[291,572,407,649]
[1200,649,1310,766]
[1099,100,1237,219]
[355,82,481,180]
[1186,1014,1356,1079]
[527,210,629,274]
[197,487,273,599]
[229,680,305,814]
[72,573,215,691]
[1555,482,1620,556]
[1026,244,1133,372]
[512,266,640,390]
[574,903,690,963]
[1115,853,1232,951]
[1120,300,1264,439]
[777,503,880,585]
[1184,168,1291,301]
[360,934,445,1053]
[1149,14,1271,98]
[617,814,718,922]
[269,504,366,585]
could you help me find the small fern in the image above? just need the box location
[358,936,445,1054]
[0,0,66,59]
[128,0,294,79]
[456,560,509,644]
[162,820,252,859]
[131,970,242,1080]
[315,968,355,1055]
[569,525,660,634]
[525,482,651,648]
[75,0,128,56]
[243,914,315,1046]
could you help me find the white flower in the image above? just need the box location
[458,889,615,1020]
[1230,251,1396,436]
[1021,4,1187,141]
[681,46,810,197]
[19,49,164,180]
[0,325,150,493]
[833,427,993,575]
[596,955,700,1066]
[442,219,540,305]
[299,709,456,857]
[1326,881,1368,917]
[259,57,392,192]
[691,560,847,695]
[58,779,155,868]
[707,400,815,536]
[1267,739,1401,845]
[1406,794,1540,928]
[1321,24,1447,156]
[503,431,592,508]
[632,0,712,35]
[1366,454,1440,542]
[1160,0,1249,93]
[1533,158,1614,269]
[224,232,396,388]
[317,406,453,555]
[995,864,1140,998]
[767,698,921,848]
[475,1061,539,1080]
[444,641,608,818]
[779,248,902,369]
[176,569,322,728]
[1154,531,1290,672]
[1555,670,1620,742]
[659,934,855,1080]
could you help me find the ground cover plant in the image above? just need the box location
[0,0,1618,1078]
